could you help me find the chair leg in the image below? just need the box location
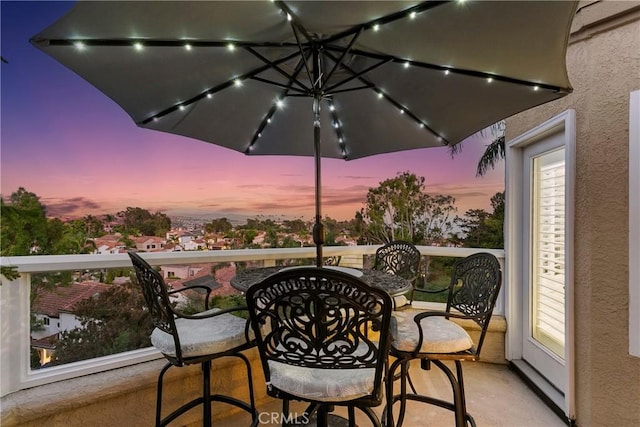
[156,362,173,427]
[348,406,356,427]
[202,360,212,426]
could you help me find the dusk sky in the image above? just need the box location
[1,1,504,222]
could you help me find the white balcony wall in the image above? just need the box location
[1,246,504,397]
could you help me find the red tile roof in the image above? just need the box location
[32,281,111,318]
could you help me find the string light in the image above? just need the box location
[329,104,335,111]
[410,11,417,19]
[444,69,450,75]
[404,61,410,68]
[373,24,380,31]
[487,77,493,83]
[267,118,272,123]
[377,92,383,99]
[287,13,292,21]
[179,105,185,111]
[533,85,540,91]
[276,99,284,108]
[206,93,212,99]
[184,43,192,51]
[234,79,243,87]
[74,41,85,51]
[227,43,235,51]
[133,42,143,51]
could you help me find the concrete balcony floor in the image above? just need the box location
[217,361,565,427]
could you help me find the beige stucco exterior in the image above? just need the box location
[505,2,640,425]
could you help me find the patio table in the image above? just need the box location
[230,266,413,297]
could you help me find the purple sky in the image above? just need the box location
[1,1,504,222]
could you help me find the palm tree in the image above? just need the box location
[451,121,505,177]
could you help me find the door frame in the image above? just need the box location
[505,110,576,420]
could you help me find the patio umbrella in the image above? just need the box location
[31,1,577,266]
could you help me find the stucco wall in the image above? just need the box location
[505,2,640,426]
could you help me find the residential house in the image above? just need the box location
[132,236,166,252]
[30,282,111,365]
[503,2,640,425]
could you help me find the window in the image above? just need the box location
[43,318,50,326]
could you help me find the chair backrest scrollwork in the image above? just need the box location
[373,240,421,284]
[247,267,393,399]
[446,252,502,355]
[128,251,183,362]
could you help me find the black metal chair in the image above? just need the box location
[246,267,393,427]
[128,251,258,427]
[385,252,502,427]
[373,240,421,309]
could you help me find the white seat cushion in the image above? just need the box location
[151,309,251,358]
[391,309,473,354]
[393,294,409,310]
[267,361,376,402]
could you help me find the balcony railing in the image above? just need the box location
[0,245,505,398]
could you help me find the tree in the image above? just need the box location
[360,171,456,245]
[204,217,233,234]
[53,282,153,365]
[455,192,504,248]
[118,207,171,237]
[1,188,48,256]
[451,121,505,177]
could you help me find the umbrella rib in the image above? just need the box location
[246,51,312,153]
[321,1,448,45]
[326,45,571,94]
[140,50,303,124]
[323,50,448,146]
[249,76,307,94]
[245,46,310,92]
[323,56,393,94]
[321,29,364,90]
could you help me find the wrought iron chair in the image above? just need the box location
[373,240,421,309]
[246,267,393,427]
[128,251,258,427]
[323,255,342,266]
[385,252,502,427]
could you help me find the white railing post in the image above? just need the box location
[1,273,31,397]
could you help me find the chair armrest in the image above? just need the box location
[410,311,489,355]
[167,284,213,309]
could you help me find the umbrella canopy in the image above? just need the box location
[31,0,577,265]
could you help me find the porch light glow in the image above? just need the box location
[74,41,85,51]
[133,42,143,51]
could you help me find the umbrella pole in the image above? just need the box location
[312,95,324,267]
